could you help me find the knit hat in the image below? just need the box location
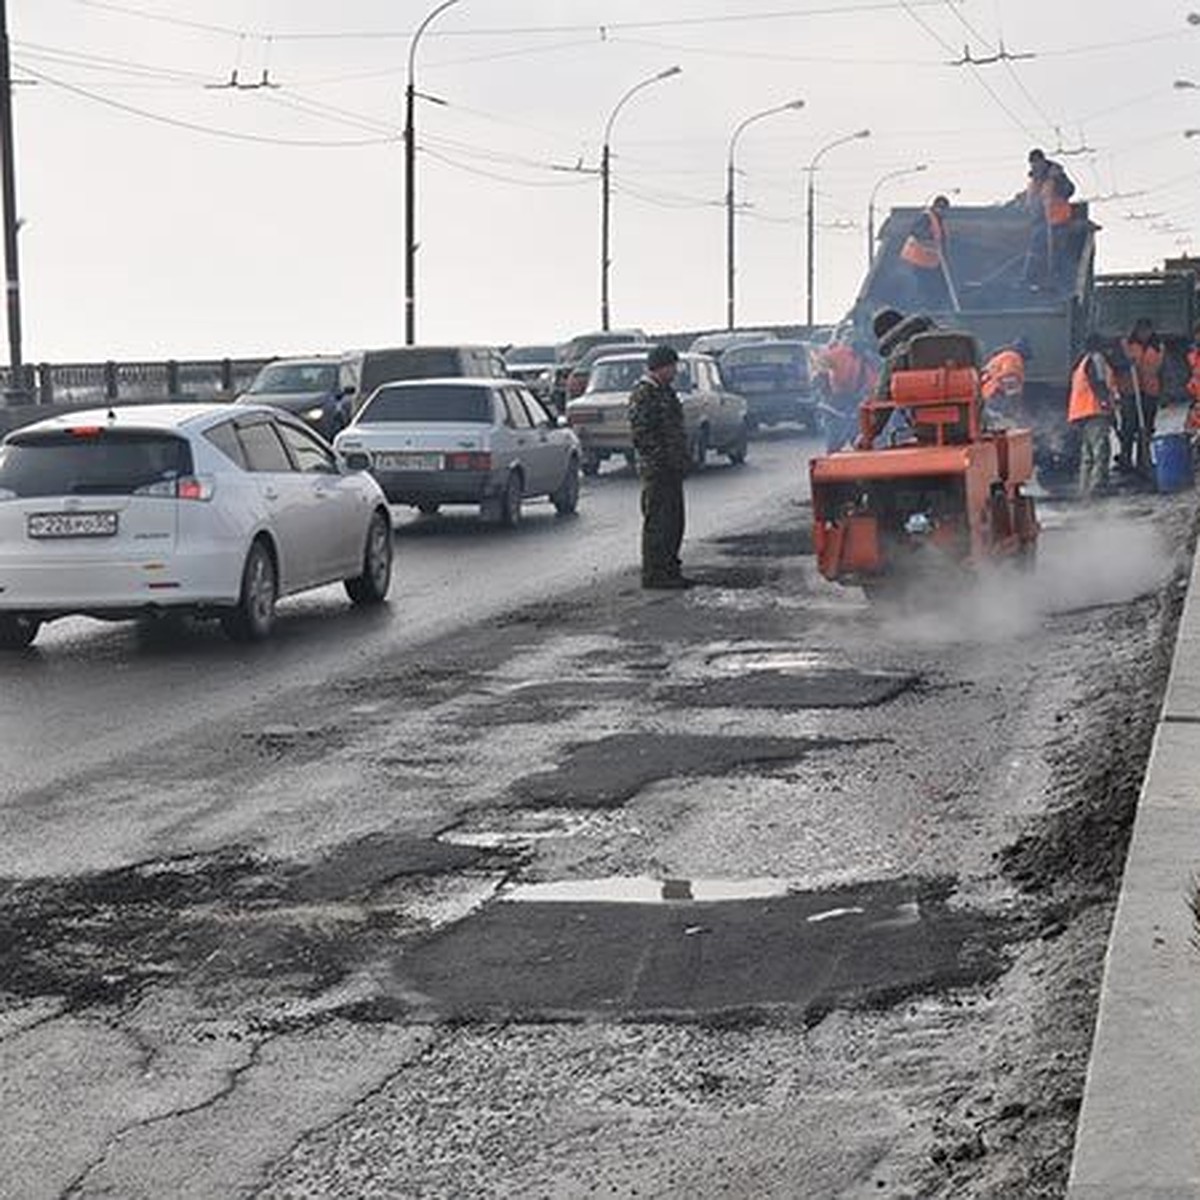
[646,344,679,370]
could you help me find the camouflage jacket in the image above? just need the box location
[628,375,688,475]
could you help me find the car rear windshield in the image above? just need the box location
[588,360,645,393]
[0,430,194,497]
[360,349,462,393]
[505,346,557,366]
[722,346,809,382]
[247,362,339,395]
[358,385,493,424]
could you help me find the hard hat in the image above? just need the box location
[931,194,950,210]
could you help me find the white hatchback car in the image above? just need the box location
[334,377,581,525]
[0,403,393,649]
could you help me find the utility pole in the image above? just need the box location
[0,0,25,401]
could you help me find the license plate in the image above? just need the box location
[574,411,603,424]
[374,451,442,471]
[27,511,119,539]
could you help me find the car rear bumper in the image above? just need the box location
[372,469,501,507]
[743,391,814,423]
[0,547,243,614]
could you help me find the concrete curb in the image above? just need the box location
[1067,539,1200,1199]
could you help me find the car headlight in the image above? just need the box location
[303,406,325,422]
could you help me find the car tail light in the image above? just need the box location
[134,475,215,500]
[443,451,491,471]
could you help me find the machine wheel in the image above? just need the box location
[689,426,709,471]
[0,614,40,650]
[345,509,393,605]
[551,457,581,515]
[220,540,277,642]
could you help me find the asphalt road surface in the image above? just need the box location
[0,430,1194,1199]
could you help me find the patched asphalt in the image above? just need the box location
[393,875,1014,1024]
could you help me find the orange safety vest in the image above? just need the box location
[1188,347,1200,404]
[1122,338,1163,399]
[823,342,869,396]
[900,208,944,271]
[1043,177,1072,227]
[1068,353,1116,423]
[981,348,1026,401]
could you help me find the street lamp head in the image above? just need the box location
[786,98,806,110]
[1189,12,1200,24]
[855,129,871,139]
[1175,79,1199,90]
[657,66,683,80]
[1186,129,1200,139]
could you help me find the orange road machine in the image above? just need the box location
[810,330,1039,591]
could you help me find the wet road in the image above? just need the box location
[0,432,815,803]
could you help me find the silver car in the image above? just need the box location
[334,378,582,526]
[565,352,749,476]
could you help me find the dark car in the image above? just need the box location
[503,344,559,401]
[717,340,815,430]
[564,341,651,404]
[339,345,510,405]
[237,357,354,440]
[548,329,647,410]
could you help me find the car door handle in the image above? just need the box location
[262,487,280,501]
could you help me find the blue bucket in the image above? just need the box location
[1150,432,1194,493]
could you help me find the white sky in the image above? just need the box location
[9,0,1200,361]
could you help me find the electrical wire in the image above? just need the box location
[15,62,400,147]
[606,32,943,68]
[419,145,592,188]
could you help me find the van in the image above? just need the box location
[340,345,509,409]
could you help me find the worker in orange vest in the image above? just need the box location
[1115,317,1164,481]
[1068,334,1117,500]
[898,195,950,310]
[1022,149,1074,291]
[815,335,879,450]
[981,336,1031,420]
[1185,321,1200,437]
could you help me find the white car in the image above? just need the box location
[334,377,581,525]
[0,403,393,649]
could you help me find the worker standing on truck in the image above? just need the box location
[1022,150,1074,291]
[1068,334,1118,500]
[1115,317,1164,481]
[981,336,1032,422]
[898,195,951,311]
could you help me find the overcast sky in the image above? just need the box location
[9,0,1200,361]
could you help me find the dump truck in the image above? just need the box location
[810,328,1039,593]
[849,201,1097,487]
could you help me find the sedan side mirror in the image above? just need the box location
[341,450,371,472]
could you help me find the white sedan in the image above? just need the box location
[334,377,581,525]
[0,403,393,649]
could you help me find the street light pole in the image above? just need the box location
[0,0,25,400]
[404,0,459,347]
[805,128,870,328]
[600,66,681,332]
[726,98,805,331]
[867,163,927,266]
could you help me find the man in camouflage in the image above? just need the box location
[628,344,693,589]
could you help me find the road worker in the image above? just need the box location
[981,335,1032,421]
[815,334,879,451]
[1115,317,1164,481]
[854,307,938,448]
[1068,334,1118,500]
[1185,322,1200,440]
[898,195,951,310]
[1022,149,1074,291]
[628,344,694,590]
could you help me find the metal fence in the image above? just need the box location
[0,357,272,408]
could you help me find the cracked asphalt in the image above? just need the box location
[0,441,1194,1199]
